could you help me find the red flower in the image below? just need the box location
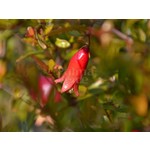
[29,74,62,107]
[55,45,89,96]
[54,91,62,103]
[38,75,54,107]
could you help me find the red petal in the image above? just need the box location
[61,65,82,93]
[61,76,76,93]
[29,88,37,101]
[73,83,79,96]
[55,45,89,96]
[26,26,35,37]
[38,75,53,107]
[76,46,89,71]
[55,73,66,84]
[54,91,62,103]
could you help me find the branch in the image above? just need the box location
[111,28,134,51]
[45,25,87,37]
[31,55,55,81]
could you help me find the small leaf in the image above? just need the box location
[44,24,54,35]
[69,30,81,37]
[35,30,47,49]
[138,28,146,42]
[22,37,37,46]
[62,49,78,60]
[55,38,70,48]
[13,87,23,99]
[16,50,43,63]
[31,55,48,73]
[48,59,55,71]
[79,85,87,96]
[69,36,74,43]
[88,78,104,89]
[37,39,47,49]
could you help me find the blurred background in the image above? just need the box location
[0,19,150,131]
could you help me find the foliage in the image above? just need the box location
[0,19,150,131]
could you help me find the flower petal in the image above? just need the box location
[55,73,66,84]
[38,75,53,107]
[73,83,79,96]
[61,76,76,93]
[55,45,89,96]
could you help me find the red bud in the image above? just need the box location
[55,45,89,96]
[38,75,53,107]
[25,26,35,37]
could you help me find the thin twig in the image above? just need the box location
[104,109,113,123]
[111,28,134,51]
[30,55,56,81]
[45,25,87,37]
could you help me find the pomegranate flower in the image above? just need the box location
[55,45,89,96]
[38,75,54,107]
[29,74,62,107]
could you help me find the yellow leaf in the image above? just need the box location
[79,85,87,96]
[48,59,55,71]
[44,24,54,35]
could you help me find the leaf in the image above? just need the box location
[62,49,78,60]
[35,30,47,49]
[44,24,54,35]
[48,59,55,71]
[16,50,44,63]
[37,38,47,49]
[116,106,128,112]
[79,85,87,96]
[138,28,146,42]
[68,30,81,37]
[69,36,74,43]
[0,30,13,40]
[55,38,70,48]
[88,78,104,89]
[31,55,48,73]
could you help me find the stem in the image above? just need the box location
[31,55,56,81]
[111,28,134,51]
[104,109,112,123]
[45,25,87,37]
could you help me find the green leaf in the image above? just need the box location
[79,85,87,96]
[37,38,47,49]
[69,30,81,36]
[55,38,70,48]
[16,50,44,63]
[62,49,78,60]
[35,30,47,49]
[44,24,54,35]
